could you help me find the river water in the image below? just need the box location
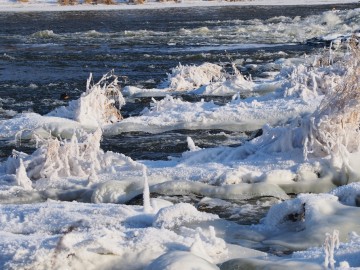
[1,3,358,161]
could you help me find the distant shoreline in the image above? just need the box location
[0,0,359,12]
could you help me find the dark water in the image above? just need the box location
[0,3,359,161]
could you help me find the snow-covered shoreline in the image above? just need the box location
[0,0,358,13]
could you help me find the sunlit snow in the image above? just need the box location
[0,4,360,270]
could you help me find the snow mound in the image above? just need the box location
[264,193,339,228]
[245,191,360,250]
[330,182,360,206]
[146,251,220,270]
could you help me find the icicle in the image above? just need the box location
[324,230,339,269]
[209,226,216,242]
[16,159,33,190]
[86,72,93,91]
[187,136,200,152]
[88,163,98,185]
[142,166,152,213]
[303,137,311,162]
[33,134,41,148]
[312,73,318,93]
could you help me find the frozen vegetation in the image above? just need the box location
[1,6,360,270]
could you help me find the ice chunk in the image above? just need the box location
[153,203,218,229]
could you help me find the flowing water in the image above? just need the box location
[0,4,359,228]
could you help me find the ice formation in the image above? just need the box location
[324,230,340,269]
[0,22,360,269]
[161,62,223,91]
[48,71,125,128]
[304,42,360,185]
[122,60,261,97]
[142,166,153,213]
[15,158,33,190]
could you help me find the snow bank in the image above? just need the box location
[169,44,360,190]
[0,200,230,269]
